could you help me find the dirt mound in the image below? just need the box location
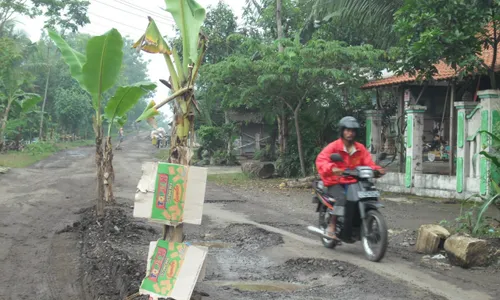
[72,205,159,300]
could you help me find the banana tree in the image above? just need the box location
[48,29,156,216]
[133,0,207,166]
[0,67,41,151]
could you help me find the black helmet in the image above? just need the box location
[339,116,360,137]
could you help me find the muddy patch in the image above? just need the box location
[68,205,158,300]
[212,281,304,292]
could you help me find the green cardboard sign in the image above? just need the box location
[140,240,188,297]
[151,163,188,224]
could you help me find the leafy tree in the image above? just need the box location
[244,0,306,42]
[0,69,41,151]
[0,0,90,33]
[53,87,93,135]
[201,37,384,176]
[203,1,238,64]
[393,0,500,88]
[0,34,41,150]
[49,29,156,216]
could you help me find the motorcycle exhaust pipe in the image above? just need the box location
[307,226,333,240]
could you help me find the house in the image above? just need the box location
[361,43,500,199]
[227,110,271,158]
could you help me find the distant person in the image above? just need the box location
[116,127,124,150]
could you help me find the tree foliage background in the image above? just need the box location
[195,0,386,176]
[0,0,158,149]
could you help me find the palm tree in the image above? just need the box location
[300,0,404,49]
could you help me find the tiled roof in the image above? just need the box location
[362,27,500,89]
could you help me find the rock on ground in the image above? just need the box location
[444,234,491,268]
[415,224,450,254]
[241,161,275,179]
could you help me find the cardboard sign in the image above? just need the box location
[140,240,208,300]
[135,162,207,225]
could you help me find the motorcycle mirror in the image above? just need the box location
[330,153,343,162]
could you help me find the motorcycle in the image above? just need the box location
[307,153,389,262]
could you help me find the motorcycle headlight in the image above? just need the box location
[358,169,374,179]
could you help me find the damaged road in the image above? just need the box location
[0,135,496,300]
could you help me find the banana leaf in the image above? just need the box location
[20,94,42,112]
[104,81,157,123]
[48,30,87,88]
[83,29,124,109]
[165,0,206,74]
[136,100,160,122]
[132,17,172,54]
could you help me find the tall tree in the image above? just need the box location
[203,1,238,64]
[0,0,90,34]
[300,0,403,49]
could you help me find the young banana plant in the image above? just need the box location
[49,29,157,216]
[133,0,207,165]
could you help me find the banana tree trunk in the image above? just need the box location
[162,92,193,240]
[0,99,12,152]
[103,136,115,204]
[94,123,105,216]
[169,110,193,165]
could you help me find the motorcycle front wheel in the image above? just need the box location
[361,210,388,262]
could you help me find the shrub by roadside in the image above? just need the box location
[0,140,94,168]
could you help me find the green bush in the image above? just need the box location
[212,150,238,166]
[197,124,235,154]
[25,142,58,155]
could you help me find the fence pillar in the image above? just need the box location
[365,110,384,160]
[477,90,500,196]
[405,105,427,188]
[454,102,478,194]
[255,133,261,151]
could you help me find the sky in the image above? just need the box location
[18,0,246,118]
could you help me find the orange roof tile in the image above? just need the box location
[362,26,500,89]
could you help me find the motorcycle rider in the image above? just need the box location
[315,116,385,240]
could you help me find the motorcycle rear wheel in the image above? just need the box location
[361,210,388,262]
[319,211,337,249]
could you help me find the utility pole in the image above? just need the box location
[39,45,51,140]
[276,0,284,53]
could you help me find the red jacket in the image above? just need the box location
[316,138,381,186]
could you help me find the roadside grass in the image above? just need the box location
[0,140,94,168]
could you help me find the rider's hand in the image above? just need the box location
[332,167,343,175]
[377,168,386,176]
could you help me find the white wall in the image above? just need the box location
[375,173,480,200]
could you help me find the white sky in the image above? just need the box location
[18,0,245,118]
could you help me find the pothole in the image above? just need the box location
[211,281,305,292]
